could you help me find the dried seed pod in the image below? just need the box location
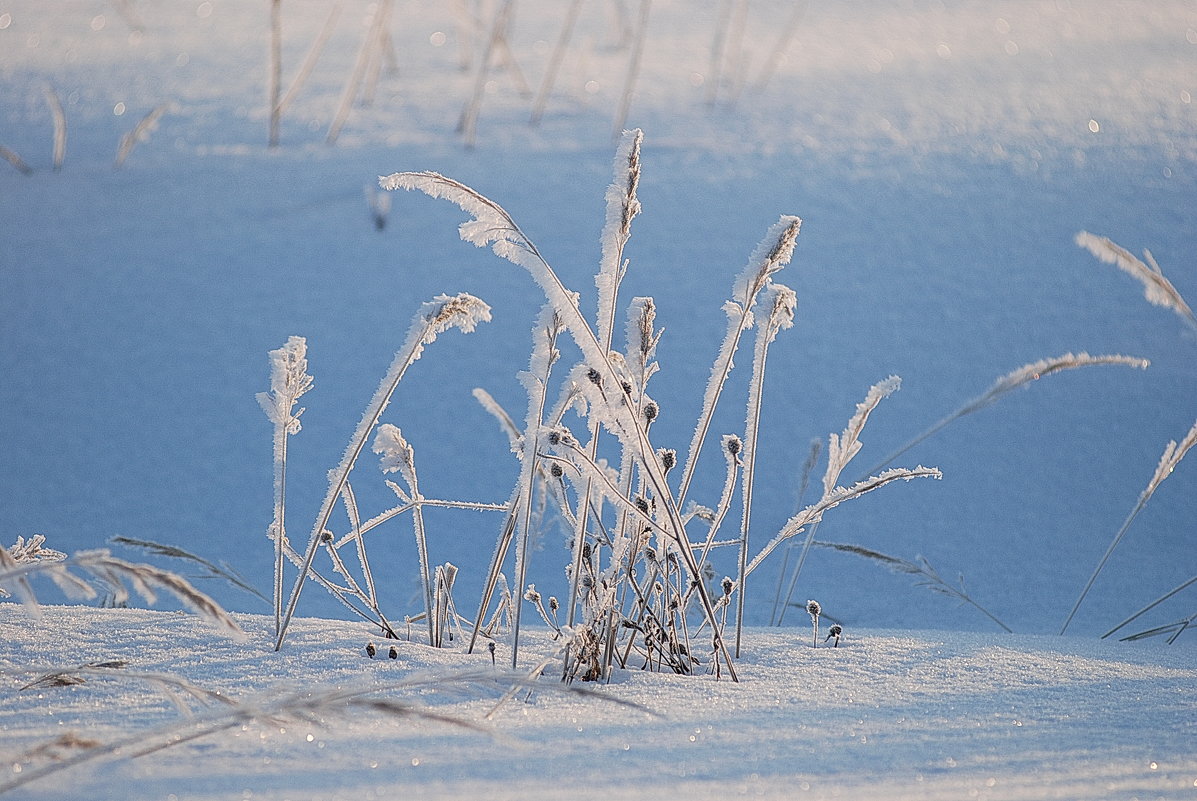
[366,642,377,658]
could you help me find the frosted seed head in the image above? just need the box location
[388,646,398,659]
[586,367,602,386]
[524,585,541,603]
[550,462,564,478]
[366,642,377,658]
[547,430,562,446]
[659,448,676,472]
[320,531,333,544]
[643,545,657,563]
[622,380,633,396]
[806,599,821,617]
[634,495,650,515]
[722,576,734,596]
[548,596,559,612]
[726,436,742,457]
[643,401,659,423]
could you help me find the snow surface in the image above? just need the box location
[1,0,1196,795]
[2,606,1196,801]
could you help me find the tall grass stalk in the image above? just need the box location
[863,353,1150,477]
[382,133,935,680]
[611,0,651,139]
[1060,418,1197,635]
[562,129,642,666]
[530,0,583,126]
[1075,231,1197,332]
[109,536,266,605]
[42,84,66,170]
[459,0,515,148]
[735,283,796,655]
[257,336,312,637]
[815,541,1011,632]
[751,1,807,94]
[771,438,821,625]
[705,0,733,106]
[275,294,491,650]
[0,143,32,175]
[510,306,562,667]
[1103,572,1197,641]
[373,423,437,645]
[274,2,343,123]
[677,216,802,509]
[114,103,170,168]
[327,0,391,145]
[268,0,282,147]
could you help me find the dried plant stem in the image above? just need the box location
[863,353,1150,477]
[815,541,1011,632]
[735,285,796,654]
[752,1,806,93]
[115,102,169,168]
[268,0,282,147]
[1076,231,1197,331]
[327,0,390,145]
[1060,418,1197,635]
[275,2,343,121]
[1,144,32,175]
[530,0,583,125]
[459,0,515,148]
[1103,573,1197,640]
[0,548,241,634]
[770,438,821,625]
[42,84,66,170]
[705,0,733,106]
[611,0,650,139]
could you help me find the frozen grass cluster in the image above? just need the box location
[263,129,941,681]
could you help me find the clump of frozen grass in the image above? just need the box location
[380,129,938,681]
[0,538,241,635]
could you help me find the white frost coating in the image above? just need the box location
[678,300,752,502]
[472,387,522,452]
[732,215,802,308]
[373,423,416,489]
[276,293,491,650]
[1076,231,1197,329]
[257,335,313,636]
[596,128,643,350]
[257,335,312,435]
[825,375,901,496]
[961,352,1150,417]
[623,296,661,392]
[678,214,801,506]
[1147,417,1197,497]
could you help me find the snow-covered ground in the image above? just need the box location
[2,1,1196,797]
[3,606,1196,801]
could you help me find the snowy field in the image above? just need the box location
[2,1,1196,798]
